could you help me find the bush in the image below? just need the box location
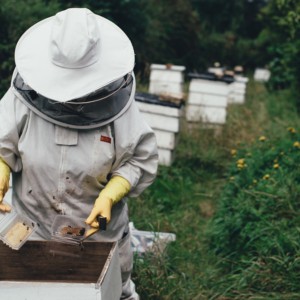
[259,0,300,95]
[206,128,300,294]
[0,0,61,96]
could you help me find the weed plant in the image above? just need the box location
[206,130,300,297]
[130,78,300,299]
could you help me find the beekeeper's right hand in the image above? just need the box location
[0,157,11,212]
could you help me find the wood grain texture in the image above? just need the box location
[0,240,114,283]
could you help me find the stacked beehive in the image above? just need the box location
[135,64,185,166]
[148,64,185,99]
[185,72,234,125]
[135,92,183,167]
[254,68,271,82]
[228,71,249,104]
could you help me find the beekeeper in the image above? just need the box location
[0,8,158,300]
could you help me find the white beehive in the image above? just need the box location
[186,73,233,125]
[207,62,224,77]
[136,92,183,166]
[254,68,271,82]
[149,64,186,98]
[207,67,224,77]
[228,75,249,104]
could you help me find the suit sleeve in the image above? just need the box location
[111,101,159,197]
[0,88,29,172]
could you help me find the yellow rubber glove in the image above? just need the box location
[0,157,11,212]
[85,175,131,226]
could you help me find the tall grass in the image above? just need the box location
[129,78,300,299]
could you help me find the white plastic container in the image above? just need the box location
[129,222,176,254]
[0,201,37,250]
[51,215,89,245]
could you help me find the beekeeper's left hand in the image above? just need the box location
[85,175,131,226]
[0,157,11,212]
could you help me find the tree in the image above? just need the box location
[0,0,61,95]
[190,0,269,70]
[258,0,300,90]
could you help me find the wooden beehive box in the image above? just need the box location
[149,63,186,98]
[228,75,249,104]
[186,72,233,125]
[0,240,121,300]
[135,92,183,166]
[254,68,271,82]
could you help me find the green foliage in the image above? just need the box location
[192,0,265,38]
[129,115,228,299]
[0,0,61,94]
[207,129,300,294]
[136,0,202,79]
[266,43,299,90]
[3,0,300,98]
[59,0,148,55]
[259,0,300,92]
[191,0,269,70]
[129,80,300,299]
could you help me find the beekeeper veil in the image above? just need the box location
[13,8,135,129]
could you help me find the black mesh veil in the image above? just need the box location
[13,72,134,129]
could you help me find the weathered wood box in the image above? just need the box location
[135,92,183,166]
[0,240,121,300]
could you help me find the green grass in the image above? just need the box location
[129,78,300,299]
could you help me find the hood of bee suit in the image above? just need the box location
[11,8,135,129]
[14,8,135,102]
[12,70,135,129]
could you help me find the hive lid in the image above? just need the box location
[188,72,234,84]
[150,64,186,72]
[135,92,183,108]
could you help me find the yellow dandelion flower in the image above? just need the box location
[293,141,300,148]
[259,136,266,142]
[263,174,270,180]
[273,163,279,169]
[237,158,245,165]
[288,127,296,133]
[231,149,237,156]
[237,163,244,169]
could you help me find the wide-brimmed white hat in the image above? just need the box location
[15,8,135,102]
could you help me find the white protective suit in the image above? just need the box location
[0,72,158,299]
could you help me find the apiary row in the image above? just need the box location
[135,63,265,166]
